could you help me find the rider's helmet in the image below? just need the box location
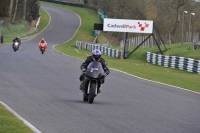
[41,38,44,43]
[16,36,20,39]
[92,49,101,61]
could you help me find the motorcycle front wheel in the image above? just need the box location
[41,49,44,54]
[88,82,96,104]
[14,47,17,52]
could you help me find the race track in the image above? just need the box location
[0,4,200,133]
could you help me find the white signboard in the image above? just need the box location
[103,18,153,33]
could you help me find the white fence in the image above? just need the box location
[146,52,200,74]
[120,35,157,48]
[76,41,123,59]
[121,32,200,48]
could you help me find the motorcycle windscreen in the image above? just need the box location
[86,61,105,79]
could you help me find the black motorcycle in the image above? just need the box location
[13,41,20,52]
[82,61,105,104]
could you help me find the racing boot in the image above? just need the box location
[98,85,102,93]
[79,81,84,91]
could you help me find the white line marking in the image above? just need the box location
[0,101,42,133]
[112,68,200,95]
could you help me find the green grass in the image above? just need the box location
[2,8,49,43]
[40,1,200,92]
[0,104,34,133]
[2,20,36,37]
[2,20,36,43]
[163,44,200,60]
[37,9,50,33]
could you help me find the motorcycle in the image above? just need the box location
[39,42,46,54]
[13,41,20,52]
[82,61,105,104]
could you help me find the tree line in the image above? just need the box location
[0,0,40,23]
[1,0,199,44]
[86,0,200,44]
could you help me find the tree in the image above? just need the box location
[170,0,187,35]
[11,0,18,23]
[0,0,10,17]
[23,0,26,19]
[26,0,40,22]
[8,0,13,17]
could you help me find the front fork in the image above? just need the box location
[87,80,99,95]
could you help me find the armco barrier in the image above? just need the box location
[86,43,121,58]
[76,41,123,59]
[146,52,200,74]
[76,41,83,49]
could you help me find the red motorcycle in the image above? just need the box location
[39,42,47,54]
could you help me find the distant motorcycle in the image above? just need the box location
[82,61,105,104]
[39,42,47,54]
[13,41,20,52]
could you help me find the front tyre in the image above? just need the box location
[41,49,44,54]
[88,82,96,104]
[14,47,17,52]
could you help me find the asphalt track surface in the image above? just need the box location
[0,4,200,133]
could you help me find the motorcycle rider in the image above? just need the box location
[79,49,110,92]
[12,36,21,49]
[39,38,47,49]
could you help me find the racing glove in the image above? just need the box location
[82,68,86,73]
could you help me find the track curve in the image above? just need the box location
[0,4,200,133]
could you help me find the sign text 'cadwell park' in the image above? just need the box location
[103,18,153,34]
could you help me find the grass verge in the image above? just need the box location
[0,103,34,133]
[2,8,49,44]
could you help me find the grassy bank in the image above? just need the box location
[2,8,49,44]
[40,1,200,92]
[0,103,34,133]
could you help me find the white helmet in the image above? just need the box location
[92,49,101,61]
